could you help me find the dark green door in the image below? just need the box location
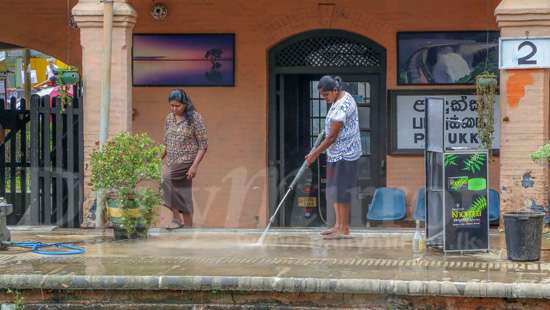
[277,74,385,227]
[267,29,387,228]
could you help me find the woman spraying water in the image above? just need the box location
[257,76,362,245]
[305,76,362,240]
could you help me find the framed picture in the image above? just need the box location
[133,34,235,87]
[397,31,499,85]
[0,78,6,103]
[388,90,500,155]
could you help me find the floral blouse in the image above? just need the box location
[164,111,208,165]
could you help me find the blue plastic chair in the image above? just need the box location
[489,189,500,223]
[413,187,426,221]
[367,188,407,222]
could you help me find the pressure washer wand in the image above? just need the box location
[256,131,326,245]
[267,130,326,225]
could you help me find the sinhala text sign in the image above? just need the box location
[392,92,500,153]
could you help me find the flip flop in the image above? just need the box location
[320,228,337,235]
[322,232,345,240]
[322,232,353,240]
[166,220,184,230]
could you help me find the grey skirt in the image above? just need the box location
[162,161,194,214]
[326,159,359,204]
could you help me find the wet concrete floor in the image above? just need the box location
[1,228,550,285]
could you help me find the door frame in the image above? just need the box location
[268,29,387,227]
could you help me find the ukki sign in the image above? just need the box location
[395,93,500,152]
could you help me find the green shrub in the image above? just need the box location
[90,132,164,236]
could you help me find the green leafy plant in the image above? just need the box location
[531,142,550,162]
[463,153,486,174]
[57,85,73,107]
[90,133,163,238]
[450,177,468,191]
[444,154,458,167]
[6,288,24,310]
[530,143,550,230]
[56,67,80,109]
[475,71,498,153]
[463,196,488,221]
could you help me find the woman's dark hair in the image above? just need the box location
[168,89,196,120]
[317,75,343,91]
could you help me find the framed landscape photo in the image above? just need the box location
[133,33,235,87]
[397,31,499,85]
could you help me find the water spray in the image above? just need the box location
[256,131,325,245]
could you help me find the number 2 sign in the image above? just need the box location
[500,37,550,69]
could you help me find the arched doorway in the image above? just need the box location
[268,29,387,228]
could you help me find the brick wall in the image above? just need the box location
[130,0,501,226]
[499,69,550,214]
[0,0,81,67]
[0,0,503,227]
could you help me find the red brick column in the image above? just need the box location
[496,0,550,221]
[72,0,137,226]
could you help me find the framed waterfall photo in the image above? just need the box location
[397,31,500,85]
[132,33,235,87]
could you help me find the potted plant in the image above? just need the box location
[56,66,80,108]
[90,132,163,240]
[496,145,548,261]
[475,71,498,154]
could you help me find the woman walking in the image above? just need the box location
[162,89,208,229]
[305,76,362,239]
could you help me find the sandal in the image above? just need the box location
[320,228,337,235]
[322,232,353,240]
[166,220,184,230]
[322,232,344,240]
